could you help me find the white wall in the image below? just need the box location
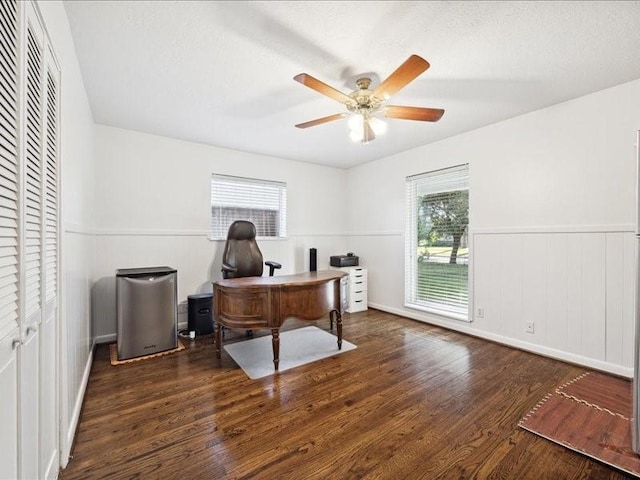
[346,78,640,376]
[37,0,96,469]
[92,126,348,338]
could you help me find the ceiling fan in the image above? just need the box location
[293,54,444,144]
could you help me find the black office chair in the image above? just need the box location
[220,220,281,338]
[221,220,282,279]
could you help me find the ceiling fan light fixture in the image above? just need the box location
[348,113,364,132]
[349,129,363,143]
[369,117,387,136]
[348,112,386,144]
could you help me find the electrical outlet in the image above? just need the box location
[525,321,535,334]
[476,307,484,318]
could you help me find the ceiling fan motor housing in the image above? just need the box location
[347,77,382,115]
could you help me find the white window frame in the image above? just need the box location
[405,164,469,321]
[210,174,287,240]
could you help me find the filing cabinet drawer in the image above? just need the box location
[347,293,367,313]
[349,268,367,283]
[350,289,367,303]
[349,282,366,296]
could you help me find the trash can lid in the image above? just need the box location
[188,292,213,300]
[116,266,177,277]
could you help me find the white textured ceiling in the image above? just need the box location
[63,1,640,169]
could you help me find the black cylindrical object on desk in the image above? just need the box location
[310,248,317,271]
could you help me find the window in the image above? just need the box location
[210,174,287,239]
[405,164,469,319]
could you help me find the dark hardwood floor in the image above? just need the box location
[60,309,634,479]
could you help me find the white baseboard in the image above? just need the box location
[94,333,116,344]
[60,340,95,468]
[368,302,634,379]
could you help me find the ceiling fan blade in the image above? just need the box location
[373,55,430,101]
[295,113,347,129]
[294,73,355,105]
[382,105,444,122]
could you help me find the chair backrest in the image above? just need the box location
[221,220,264,279]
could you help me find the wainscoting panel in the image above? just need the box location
[579,233,606,361]
[547,234,569,352]
[604,232,636,367]
[623,233,636,367]
[473,230,634,369]
[499,235,524,340]
[61,228,94,465]
[522,234,548,345]
[606,233,625,366]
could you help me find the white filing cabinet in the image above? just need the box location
[332,266,368,313]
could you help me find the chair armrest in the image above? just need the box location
[221,263,237,278]
[265,261,282,277]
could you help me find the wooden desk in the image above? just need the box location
[213,270,348,371]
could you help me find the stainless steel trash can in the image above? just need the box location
[116,266,177,360]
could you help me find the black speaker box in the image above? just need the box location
[188,293,214,335]
[310,248,317,272]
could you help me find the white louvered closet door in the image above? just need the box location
[0,0,19,341]
[24,10,42,328]
[0,2,60,478]
[0,0,20,478]
[44,64,57,307]
[39,43,59,478]
[19,4,44,479]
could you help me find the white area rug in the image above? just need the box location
[223,326,357,379]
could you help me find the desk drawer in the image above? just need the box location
[215,287,272,328]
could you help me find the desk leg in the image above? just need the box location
[214,323,222,359]
[271,328,280,371]
[335,310,343,350]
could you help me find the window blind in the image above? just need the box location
[0,0,19,336]
[405,164,469,319]
[211,174,287,239]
